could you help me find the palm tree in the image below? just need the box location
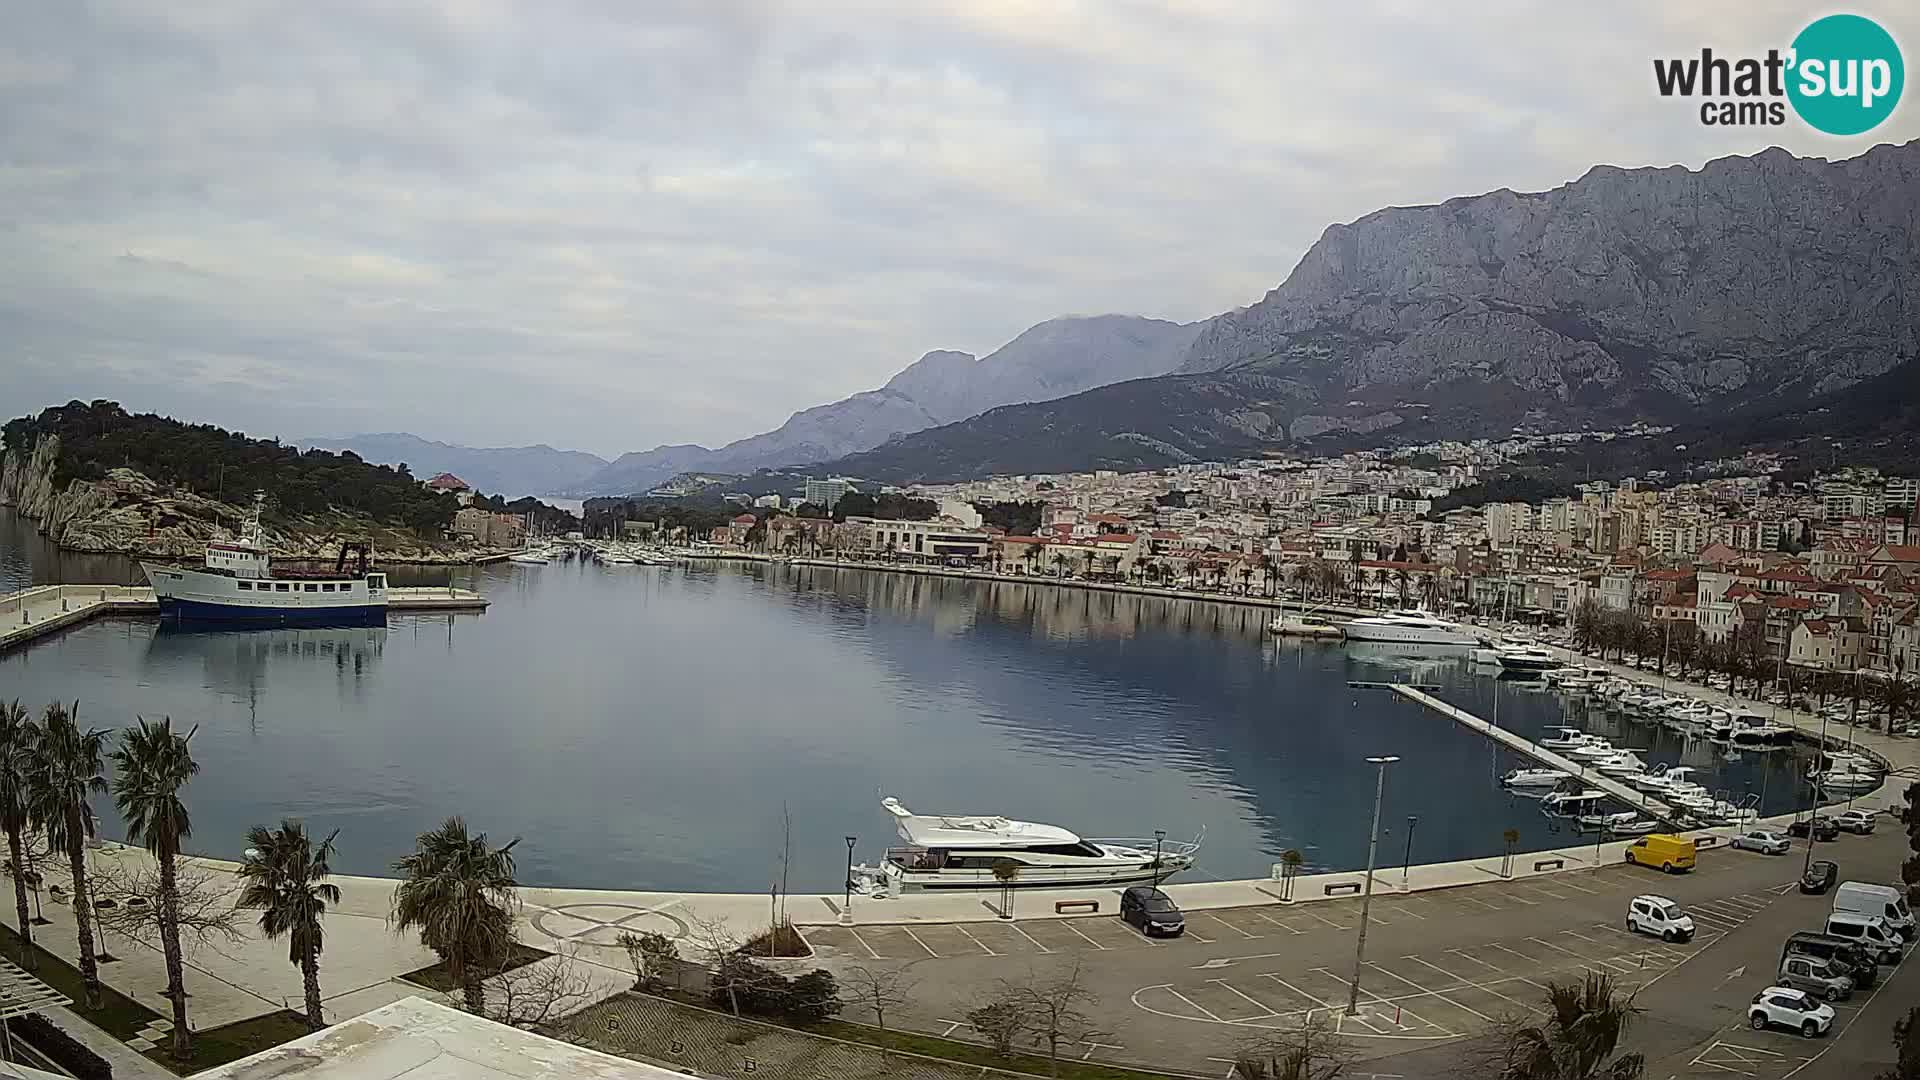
[28,701,108,1010]
[0,701,39,971]
[111,716,200,1057]
[238,821,341,1030]
[0,699,39,968]
[1498,972,1645,1079]
[1394,568,1411,606]
[391,816,520,1014]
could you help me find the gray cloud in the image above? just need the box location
[2,0,1916,456]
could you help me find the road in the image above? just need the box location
[798,820,1912,1078]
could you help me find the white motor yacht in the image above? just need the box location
[1500,768,1569,789]
[846,797,1200,893]
[1541,789,1609,815]
[1595,751,1648,778]
[1496,645,1562,672]
[1562,739,1620,761]
[1339,608,1485,646]
[1729,714,1793,747]
[508,548,550,565]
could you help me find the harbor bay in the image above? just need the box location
[1,509,1817,895]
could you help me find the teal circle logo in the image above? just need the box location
[1787,14,1904,135]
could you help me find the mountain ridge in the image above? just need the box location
[817,140,1920,483]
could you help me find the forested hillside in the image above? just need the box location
[3,400,456,532]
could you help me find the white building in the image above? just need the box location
[803,477,852,508]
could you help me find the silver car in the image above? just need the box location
[1731,829,1791,855]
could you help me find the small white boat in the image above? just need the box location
[1541,789,1609,815]
[1595,751,1648,778]
[1578,809,1639,829]
[508,548,550,565]
[596,549,639,565]
[1563,740,1620,761]
[1729,714,1794,747]
[1267,614,1343,638]
[1501,768,1569,789]
[1609,817,1661,836]
[1496,645,1562,672]
[1539,727,1597,750]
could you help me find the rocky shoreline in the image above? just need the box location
[1,436,509,566]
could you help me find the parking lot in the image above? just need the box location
[798,841,1841,1075]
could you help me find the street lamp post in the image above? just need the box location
[1347,755,1400,1016]
[842,836,857,926]
[1802,708,1831,878]
[1400,816,1418,887]
[1153,829,1167,887]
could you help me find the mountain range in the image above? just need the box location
[323,140,1919,493]
[824,140,1920,481]
[317,314,1201,496]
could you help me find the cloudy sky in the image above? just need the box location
[4,1,1916,459]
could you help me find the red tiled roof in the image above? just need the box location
[426,472,469,490]
[731,514,757,525]
[1876,545,1920,562]
[998,535,1048,545]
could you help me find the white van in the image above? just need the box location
[1824,912,1905,964]
[1833,882,1916,941]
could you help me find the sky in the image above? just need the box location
[3,2,1917,460]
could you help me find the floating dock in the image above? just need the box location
[1,583,487,653]
[1389,684,1684,821]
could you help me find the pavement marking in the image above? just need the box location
[1457,893,1505,911]
[1449,948,1504,973]
[1280,972,1385,1035]
[1363,961,1496,1023]
[936,1018,963,1037]
[1007,922,1053,954]
[1322,967,1433,1034]
[1252,910,1306,935]
[1162,987,1226,1023]
[1403,955,1531,1008]
[1379,901,1427,920]
[1203,914,1259,940]
[1691,1038,1795,1076]
[1551,877,1599,895]
[846,927,882,960]
[953,924,997,956]
[901,928,939,958]
[1298,908,1350,930]
[1208,979,1281,1020]
[1060,920,1110,951]
[1180,927,1212,945]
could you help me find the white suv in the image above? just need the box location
[1749,986,1834,1038]
[1628,895,1695,942]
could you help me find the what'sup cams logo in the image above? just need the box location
[1654,13,1903,134]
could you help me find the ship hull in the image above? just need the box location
[155,596,386,626]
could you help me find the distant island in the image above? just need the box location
[1,400,578,563]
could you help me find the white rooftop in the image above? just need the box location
[193,997,684,1079]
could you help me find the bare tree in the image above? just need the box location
[88,853,245,953]
[687,914,751,1016]
[1232,1013,1355,1079]
[966,995,1027,1058]
[483,945,598,1030]
[844,964,916,1052]
[1005,962,1107,1077]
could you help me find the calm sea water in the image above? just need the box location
[0,510,1816,892]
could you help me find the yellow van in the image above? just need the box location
[1624,833,1696,873]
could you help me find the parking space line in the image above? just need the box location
[1364,962,1496,1023]
[847,927,883,960]
[1520,882,1572,900]
[1695,898,1754,919]
[1380,902,1427,920]
[1457,894,1504,911]
[1208,979,1281,1020]
[1253,911,1305,935]
[1404,956,1530,1008]
[902,928,939,958]
[1257,973,1384,1033]
[954,925,997,956]
[1008,923,1053,954]
[1163,987,1226,1023]
[1061,921,1110,951]
[1551,877,1598,894]
[1321,967,1430,1033]
[1449,948,1503,972]
[1181,927,1213,945]
[1203,914,1259,940]
[1299,908,1349,930]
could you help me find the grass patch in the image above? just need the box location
[400,943,552,992]
[145,1010,314,1073]
[818,1020,1176,1080]
[0,918,162,1040]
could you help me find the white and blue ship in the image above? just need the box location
[141,498,388,626]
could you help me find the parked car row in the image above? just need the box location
[1753,879,1914,1038]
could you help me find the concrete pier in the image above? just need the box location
[0,583,487,653]
[1389,684,1684,821]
